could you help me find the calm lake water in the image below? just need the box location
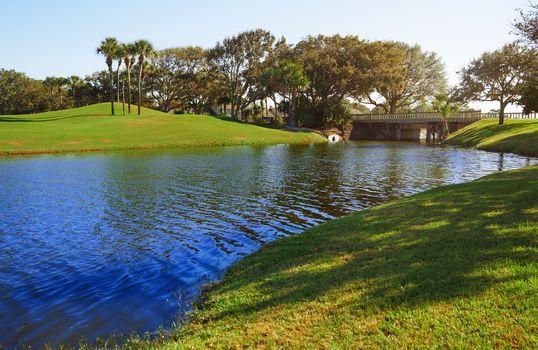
[0,142,536,348]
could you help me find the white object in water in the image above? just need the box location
[328,134,341,143]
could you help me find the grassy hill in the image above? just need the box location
[0,103,326,155]
[122,166,537,349]
[446,119,538,157]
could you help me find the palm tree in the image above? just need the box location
[97,37,120,115]
[133,39,156,115]
[217,96,231,116]
[54,77,69,109]
[113,45,125,104]
[43,77,56,107]
[68,75,83,107]
[123,43,137,114]
[432,93,459,141]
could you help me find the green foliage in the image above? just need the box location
[364,41,447,113]
[431,93,459,118]
[0,69,52,114]
[514,1,538,46]
[454,43,538,124]
[261,60,308,95]
[518,76,538,113]
[261,59,308,126]
[208,29,276,118]
[294,34,367,128]
[147,47,220,113]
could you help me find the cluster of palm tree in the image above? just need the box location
[96,38,155,116]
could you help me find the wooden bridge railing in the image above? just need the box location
[352,111,538,122]
[480,112,538,119]
[351,111,482,123]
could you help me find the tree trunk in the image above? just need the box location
[389,102,396,114]
[138,63,143,116]
[116,63,121,103]
[108,64,115,116]
[441,118,449,141]
[122,80,125,115]
[127,66,132,114]
[499,101,506,125]
[289,89,297,127]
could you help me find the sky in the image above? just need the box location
[0,0,531,111]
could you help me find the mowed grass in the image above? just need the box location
[0,103,326,155]
[127,167,538,349]
[446,119,538,157]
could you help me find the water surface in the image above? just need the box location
[0,142,535,348]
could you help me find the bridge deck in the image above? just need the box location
[352,112,481,123]
[352,111,538,123]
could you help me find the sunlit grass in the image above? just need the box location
[136,166,537,349]
[0,103,326,155]
[446,119,538,156]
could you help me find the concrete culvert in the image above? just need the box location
[328,134,341,143]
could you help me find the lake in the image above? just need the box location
[0,142,536,348]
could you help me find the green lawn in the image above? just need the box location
[0,103,326,155]
[446,119,538,157]
[124,166,538,349]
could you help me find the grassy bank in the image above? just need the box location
[134,166,538,349]
[0,103,326,155]
[446,119,538,157]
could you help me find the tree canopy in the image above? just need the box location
[364,41,447,113]
[514,1,538,46]
[454,43,537,124]
[208,29,275,118]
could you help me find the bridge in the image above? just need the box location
[348,111,538,143]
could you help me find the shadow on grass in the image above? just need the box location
[209,115,317,134]
[448,120,537,145]
[477,130,538,157]
[199,167,538,322]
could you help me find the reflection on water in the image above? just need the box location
[0,142,535,348]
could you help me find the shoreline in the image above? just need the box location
[445,119,538,157]
[0,138,327,157]
[7,163,536,348]
[149,165,537,349]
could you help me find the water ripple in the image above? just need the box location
[0,142,536,348]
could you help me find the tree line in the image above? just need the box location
[2,2,538,127]
[0,32,448,129]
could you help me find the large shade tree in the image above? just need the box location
[454,43,537,124]
[96,37,120,115]
[513,2,538,114]
[208,29,275,118]
[294,34,368,128]
[363,41,447,113]
[0,69,51,114]
[261,59,308,126]
[147,47,219,113]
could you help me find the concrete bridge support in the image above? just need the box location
[349,112,482,143]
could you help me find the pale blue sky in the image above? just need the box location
[0,0,529,111]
